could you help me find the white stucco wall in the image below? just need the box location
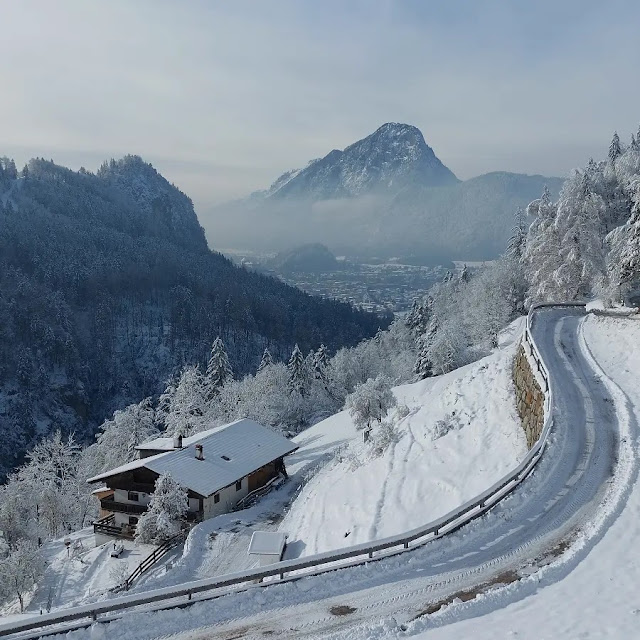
[114,511,139,528]
[203,476,248,519]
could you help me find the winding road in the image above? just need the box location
[161,307,621,640]
[4,308,625,640]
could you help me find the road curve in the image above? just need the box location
[56,308,623,640]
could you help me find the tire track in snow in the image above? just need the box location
[367,438,399,540]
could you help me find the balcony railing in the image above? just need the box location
[93,514,135,540]
[100,500,202,522]
[100,499,147,515]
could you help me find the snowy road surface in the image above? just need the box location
[59,308,627,639]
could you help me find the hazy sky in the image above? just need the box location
[2,0,640,210]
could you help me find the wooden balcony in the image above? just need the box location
[93,514,134,540]
[100,499,147,515]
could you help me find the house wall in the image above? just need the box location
[114,512,139,528]
[114,488,152,506]
[248,462,279,492]
[203,476,249,519]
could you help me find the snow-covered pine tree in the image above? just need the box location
[609,131,622,164]
[257,347,273,373]
[135,473,188,544]
[553,172,606,300]
[164,365,207,436]
[414,320,437,379]
[287,344,307,396]
[312,344,330,380]
[206,337,233,395]
[523,185,563,305]
[506,207,527,262]
[607,187,640,301]
[405,296,432,337]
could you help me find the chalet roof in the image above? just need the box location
[248,531,287,557]
[134,423,229,452]
[87,418,298,498]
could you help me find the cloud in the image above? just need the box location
[0,0,638,211]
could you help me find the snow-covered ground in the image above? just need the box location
[398,313,640,640]
[281,343,526,556]
[36,307,628,640]
[0,528,156,620]
[1,401,360,617]
[0,319,526,628]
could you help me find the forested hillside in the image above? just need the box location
[0,156,386,478]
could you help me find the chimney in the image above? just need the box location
[173,434,183,449]
[195,444,204,460]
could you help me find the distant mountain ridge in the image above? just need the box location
[254,123,459,201]
[210,123,563,260]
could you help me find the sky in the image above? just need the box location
[1,0,640,211]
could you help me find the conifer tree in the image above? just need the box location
[609,131,622,164]
[257,347,273,373]
[206,337,233,395]
[135,473,188,544]
[313,344,330,379]
[506,207,527,262]
[287,344,307,396]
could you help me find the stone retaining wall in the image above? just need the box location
[513,342,545,449]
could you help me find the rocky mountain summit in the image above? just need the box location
[257,123,459,201]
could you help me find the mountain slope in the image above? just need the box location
[208,124,562,260]
[0,158,387,478]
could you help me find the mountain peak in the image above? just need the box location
[263,123,458,201]
[97,155,208,251]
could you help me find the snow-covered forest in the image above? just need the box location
[0,155,387,479]
[1,126,639,611]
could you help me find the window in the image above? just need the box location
[214,493,220,504]
[129,516,138,526]
[235,480,242,491]
[128,491,139,502]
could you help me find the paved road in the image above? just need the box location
[37,308,623,640]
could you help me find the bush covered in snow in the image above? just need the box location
[346,375,397,430]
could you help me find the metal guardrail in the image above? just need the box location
[0,303,585,639]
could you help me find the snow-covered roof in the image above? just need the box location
[248,531,287,557]
[91,486,112,495]
[87,419,298,497]
[134,423,229,452]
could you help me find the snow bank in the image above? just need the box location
[280,343,527,556]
